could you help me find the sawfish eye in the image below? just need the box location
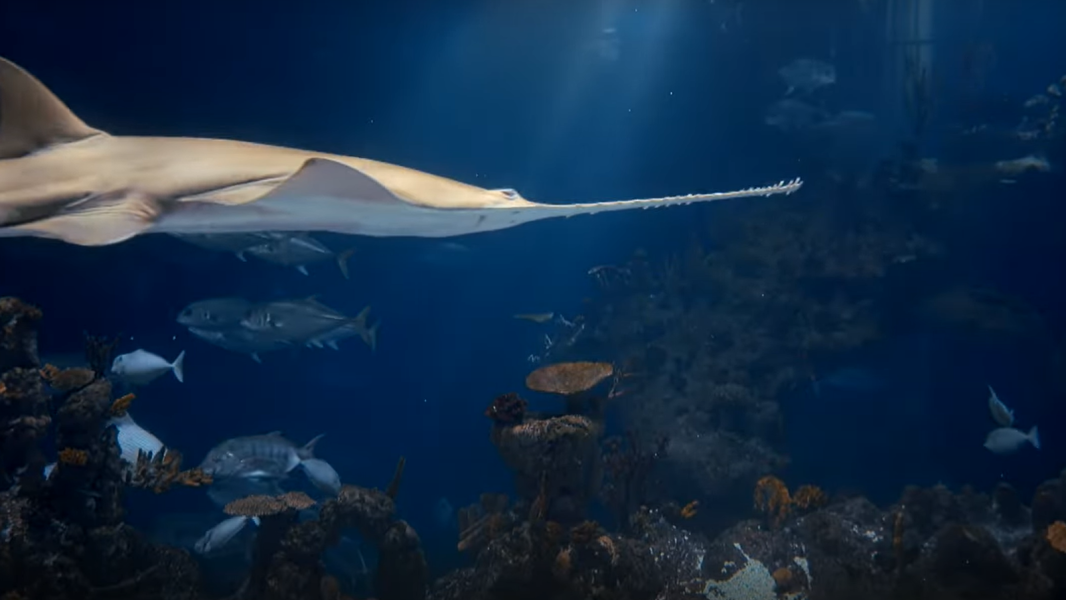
[497,188,519,200]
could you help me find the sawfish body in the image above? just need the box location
[0,56,802,247]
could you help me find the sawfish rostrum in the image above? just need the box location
[0,56,801,247]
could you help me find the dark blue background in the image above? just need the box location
[2,0,1064,566]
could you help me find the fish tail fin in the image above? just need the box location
[337,248,356,280]
[352,305,371,326]
[1029,426,1040,450]
[171,350,186,383]
[361,320,379,353]
[299,433,327,459]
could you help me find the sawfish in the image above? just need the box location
[0,56,803,247]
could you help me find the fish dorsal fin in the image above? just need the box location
[0,57,104,159]
[264,430,283,437]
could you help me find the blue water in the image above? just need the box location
[1,0,1064,584]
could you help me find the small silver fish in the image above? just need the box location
[111,349,185,385]
[109,412,165,464]
[994,154,1051,176]
[194,515,260,555]
[983,426,1040,455]
[199,432,341,495]
[186,326,291,363]
[986,384,1014,427]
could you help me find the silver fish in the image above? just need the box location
[778,58,836,96]
[983,426,1040,455]
[186,326,291,363]
[111,349,185,385]
[177,297,253,330]
[303,304,379,352]
[171,232,283,261]
[987,384,1014,427]
[194,515,260,555]
[241,298,366,346]
[199,432,341,495]
[109,412,166,465]
[244,234,354,278]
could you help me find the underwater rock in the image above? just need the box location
[490,414,603,523]
[0,297,42,373]
[232,468,427,600]
[430,519,664,600]
[1031,470,1066,531]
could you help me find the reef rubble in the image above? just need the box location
[432,474,1066,600]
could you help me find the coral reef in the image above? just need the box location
[226,457,427,600]
[525,361,614,415]
[600,430,669,532]
[489,413,603,524]
[0,297,202,599]
[552,188,940,511]
[484,393,527,425]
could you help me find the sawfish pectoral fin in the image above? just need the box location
[9,190,162,246]
[256,157,403,206]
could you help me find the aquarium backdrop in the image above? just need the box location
[1,1,1065,599]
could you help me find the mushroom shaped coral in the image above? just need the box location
[526,362,613,395]
[526,361,613,415]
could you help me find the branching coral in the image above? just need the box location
[108,393,135,418]
[126,447,212,493]
[754,476,792,528]
[754,476,828,529]
[57,448,88,467]
[82,333,120,378]
[0,298,203,599]
[39,364,95,394]
[386,455,406,500]
[793,485,828,511]
[457,494,512,553]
